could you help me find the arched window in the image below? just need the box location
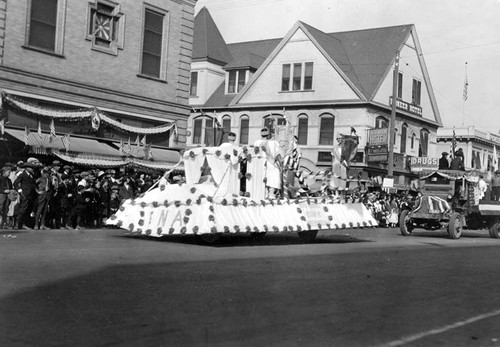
[297,114,308,145]
[419,128,429,156]
[400,123,408,153]
[239,115,249,145]
[221,115,231,143]
[319,114,335,145]
[192,115,220,145]
[263,114,286,136]
[411,133,416,149]
[393,128,398,145]
[375,116,389,129]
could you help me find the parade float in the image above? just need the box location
[107,126,377,242]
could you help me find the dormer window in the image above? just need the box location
[227,69,247,94]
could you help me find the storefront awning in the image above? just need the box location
[5,128,121,157]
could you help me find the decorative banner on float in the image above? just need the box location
[410,157,438,172]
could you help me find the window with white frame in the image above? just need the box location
[412,78,422,105]
[319,114,334,145]
[375,116,389,129]
[397,72,403,99]
[400,123,408,153]
[297,114,308,145]
[221,116,231,143]
[264,115,286,136]
[26,0,66,55]
[140,6,169,79]
[239,116,249,144]
[190,71,198,96]
[192,116,220,146]
[419,128,429,156]
[227,70,246,94]
[86,0,124,54]
[281,62,314,91]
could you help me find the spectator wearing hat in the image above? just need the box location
[70,185,88,230]
[450,151,465,171]
[0,166,13,227]
[14,162,38,230]
[439,152,450,170]
[58,174,72,228]
[109,185,121,215]
[33,166,53,230]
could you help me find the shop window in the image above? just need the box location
[297,115,308,145]
[26,0,67,55]
[319,114,334,145]
[140,6,168,79]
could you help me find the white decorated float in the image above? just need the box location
[107,128,377,242]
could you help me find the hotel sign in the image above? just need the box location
[389,97,423,116]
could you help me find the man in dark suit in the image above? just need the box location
[14,162,38,229]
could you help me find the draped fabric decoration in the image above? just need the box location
[61,134,71,152]
[54,151,182,171]
[0,119,4,136]
[3,93,176,135]
[106,183,378,236]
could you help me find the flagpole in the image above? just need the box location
[462,62,468,126]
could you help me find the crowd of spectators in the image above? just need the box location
[0,157,163,230]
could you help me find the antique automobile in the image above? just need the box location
[399,170,500,239]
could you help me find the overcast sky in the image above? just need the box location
[195,0,500,134]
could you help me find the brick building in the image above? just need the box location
[0,0,196,167]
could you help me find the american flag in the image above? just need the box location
[37,121,43,139]
[119,139,124,155]
[61,134,70,151]
[49,119,56,142]
[24,126,30,145]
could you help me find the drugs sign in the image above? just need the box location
[410,157,438,172]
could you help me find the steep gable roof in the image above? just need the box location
[192,7,232,65]
[326,24,413,100]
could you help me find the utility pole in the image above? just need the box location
[387,50,399,178]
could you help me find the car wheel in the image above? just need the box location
[489,218,500,239]
[448,212,463,239]
[399,210,413,236]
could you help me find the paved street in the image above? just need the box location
[2,226,500,346]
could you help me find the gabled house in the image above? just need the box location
[189,7,442,187]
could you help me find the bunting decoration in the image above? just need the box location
[3,93,176,135]
[0,119,4,136]
[91,107,101,131]
[140,135,146,147]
